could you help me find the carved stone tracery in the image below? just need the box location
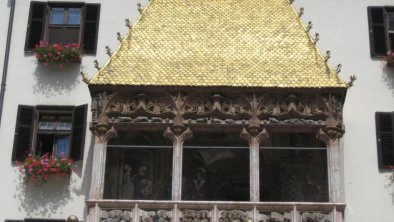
[100,209,132,222]
[180,210,211,222]
[91,92,344,131]
[140,210,172,222]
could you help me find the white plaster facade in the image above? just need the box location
[0,0,392,222]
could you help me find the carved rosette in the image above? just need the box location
[180,210,211,222]
[140,210,172,222]
[219,210,250,222]
[100,209,132,222]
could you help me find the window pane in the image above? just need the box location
[183,132,249,201]
[260,133,328,202]
[56,135,70,158]
[183,148,249,201]
[104,131,172,200]
[50,8,65,24]
[388,12,394,30]
[36,134,55,155]
[68,8,81,25]
[38,122,56,130]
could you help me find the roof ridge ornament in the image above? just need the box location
[312,32,319,44]
[105,46,112,57]
[80,71,91,84]
[324,50,331,63]
[117,32,123,42]
[298,7,304,17]
[94,60,101,70]
[125,18,132,29]
[137,3,143,14]
[346,75,357,88]
[306,21,313,32]
[335,64,342,74]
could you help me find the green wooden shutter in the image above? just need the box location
[70,104,88,160]
[12,105,35,161]
[367,7,388,56]
[24,1,47,51]
[376,112,394,168]
[83,4,100,54]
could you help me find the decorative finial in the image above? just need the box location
[125,18,132,29]
[94,60,101,70]
[312,32,319,44]
[306,21,313,32]
[347,75,357,88]
[117,32,123,42]
[137,3,143,14]
[80,71,90,84]
[335,64,342,73]
[324,50,331,62]
[298,7,304,17]
[67,215,79,222]
[105,46,112,56]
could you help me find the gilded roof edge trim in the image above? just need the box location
[289,2,348,88]
[89,0,155,84]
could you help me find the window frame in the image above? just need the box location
[12,104,88,161]
[375,112,394,169]
[368,6,394,57]
[24,1,100,54]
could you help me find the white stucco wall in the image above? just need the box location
[0,0,393,222]
[295,0,394,221]
[0,0,12,84]
[0,0,146,221]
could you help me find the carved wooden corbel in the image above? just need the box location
[90,123,117,143]
[316,126,345,145]
[240,127,270,147]
[164,125,193,144]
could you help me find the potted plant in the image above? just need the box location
[16,153,73,185]
[33,41,82,67]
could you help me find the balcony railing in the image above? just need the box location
[87,200,345,222]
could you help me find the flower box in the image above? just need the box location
[16,153,73,185]
[34,41,82,67]
[385,51,394,66]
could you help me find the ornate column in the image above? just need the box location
[316,126,345,203]
[241,127,269,202]
[164,125,193,201]
[88,123,117,222]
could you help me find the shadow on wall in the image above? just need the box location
[382,66,394,97]
[71,135,95,221]
[32,63,81,97]
[15,177,72,217]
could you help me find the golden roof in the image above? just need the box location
[89,0,347,88]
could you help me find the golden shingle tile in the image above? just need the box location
[89,0,347,89]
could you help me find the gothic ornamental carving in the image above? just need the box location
[300,212,332,222]
[140,210,172,222]
[218,210,250,222]
[180,210,211,222]
[91,92,343,129]
[258,212,291,222]
[100,209,132,222]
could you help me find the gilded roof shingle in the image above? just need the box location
[89,0,347,88]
